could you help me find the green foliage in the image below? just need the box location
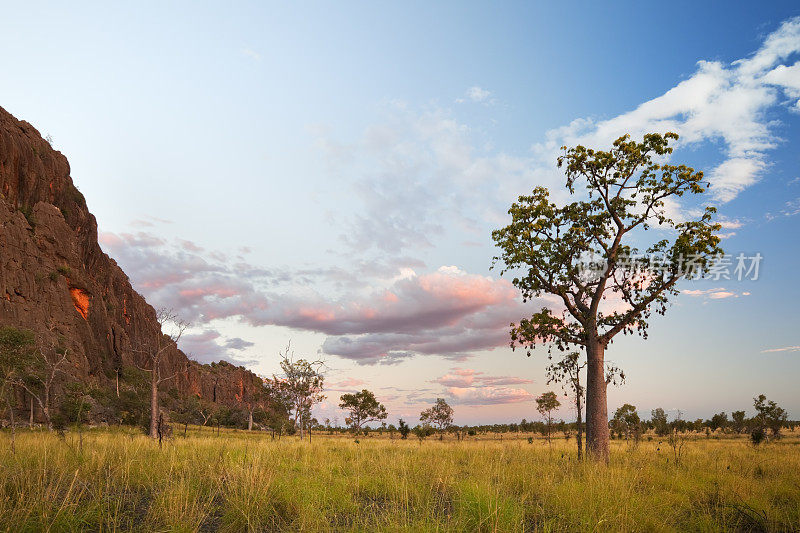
[536,391,560,417]
[56,265,72,277]
[338,389,387,432]
[0,327,37,391]
[398,418,410,439]
[19,205,36,228]
[274,345,325,435]
[651,408,670,437]
[412,424,434,441]
[612,404,641,441]
[708,412,729,432]
[750,427,767,446]
[491,133,723,353]
[753,394,788,438]
[420,398,454,433]
[51,383,90,430]
[115,389,149,428]
[731,410,747,433]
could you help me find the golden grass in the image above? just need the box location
[0,427,798,531]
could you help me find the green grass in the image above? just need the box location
[0,427,798,531]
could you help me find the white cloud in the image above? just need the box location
[529,17,800,204]
[241,47,261,61]
[456,86,492,104]
[763,62,800,111]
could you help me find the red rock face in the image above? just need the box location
[0,105,261,409]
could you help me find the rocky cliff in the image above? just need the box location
[0,105,261,417]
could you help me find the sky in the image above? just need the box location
[1,1,799,426]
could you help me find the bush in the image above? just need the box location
[19,205,36,228]
[751,427,767,446]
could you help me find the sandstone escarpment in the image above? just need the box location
[0,105,261,412]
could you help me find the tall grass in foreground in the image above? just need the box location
[0,427,798,531]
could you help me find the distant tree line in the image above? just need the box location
[2,324,794,452]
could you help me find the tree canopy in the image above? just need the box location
[339,389,387,432]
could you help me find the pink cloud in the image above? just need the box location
[447,386,533,405]
[100,231,547,365]
[683,287,740,299]
[433,368,533,388]
[430,367,535,406]
[327,377,368,392]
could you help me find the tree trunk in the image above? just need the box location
[585,339,609,462]
[575,391,583,460]
[29,395,34,428]
[298,410,304,441]
[149,370,159,439]
[44,386,52,430]
[248,409,253,431]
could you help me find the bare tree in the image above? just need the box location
[133,308,189,439]
[546,352,585,458]
[273,343,325,441]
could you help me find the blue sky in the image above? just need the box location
[1,2,799,425]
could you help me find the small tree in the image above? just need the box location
[173,394,200,437]
[753,394,788,439]
[274,344,325,441]
[731,410,747,434]
[420,398,454,439]
[708,412,728,433]
[13,325,70,430]
[492,133,722,461]
[398,418,410,439]
[536,391,561,444]
[651,408,670,437]
[667,410,689,466]
[339,389,387,434]
[546,352,584,457]
[0,327,36,452]
[612,404,640,442]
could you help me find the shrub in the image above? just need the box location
[751,427,767,446]
[19,205,36,227]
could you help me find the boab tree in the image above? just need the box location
[492,133,722,462]
[339,389,387,434]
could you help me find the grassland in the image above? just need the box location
[0,427,798,532]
